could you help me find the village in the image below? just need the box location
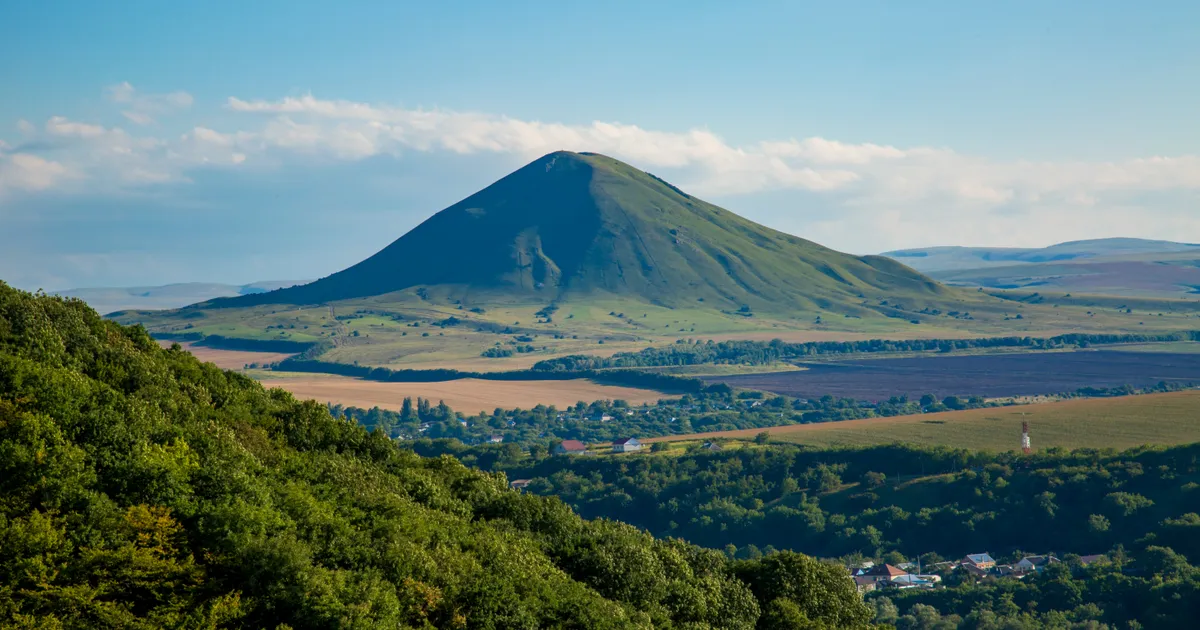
[848,551,1110,593]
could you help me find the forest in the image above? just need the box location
[0,283,874,629]
[407,440,1200,627]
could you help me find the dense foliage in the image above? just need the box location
[531,333,1200,371]
[409,441,1200,627]
[331,389,978,445]
[410,441,1200,565]
[0,283,875,629]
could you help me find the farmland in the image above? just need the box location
[253,372,668,415]
[703,349,1200,400]
[646,390,1200,451]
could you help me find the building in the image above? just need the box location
[702,442,723,451]
[852,576,877,593]
[1016,555,1059,573]
[888,574,936,588]
[553,440,591,455]
[961,553,996,571]
[862,564,908,583]
[488,435,504,444]
[1078,555,1107,567]
[590,412,613,422]
[612,437,642,453]
[509,479,532,490]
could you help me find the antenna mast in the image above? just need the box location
[1021,420,1032,455]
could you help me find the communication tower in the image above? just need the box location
[1021,421,1032,455]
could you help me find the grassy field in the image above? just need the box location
[646,390,1200,451]
[254,373,669,415]
[120,287,1200,373]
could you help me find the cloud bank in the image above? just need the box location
[3,85,1199,251]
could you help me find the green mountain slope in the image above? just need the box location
[215,151,946,314]
[0,281,874,628]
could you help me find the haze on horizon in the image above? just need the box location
[2,0,1198,291]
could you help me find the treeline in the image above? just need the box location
[153,331,322,353]
[331,388,896,444]
[0,281,877,628]
[409,440,1200,566]
[273,356,725,393]
[532,331,1200,371]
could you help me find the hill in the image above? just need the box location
[884,238,1200,298]
[55,279,307,315]
[0,280,876,628]
[883,238,1200,273]
[210,151,947,315]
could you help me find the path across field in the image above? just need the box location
[703,350,1200,400]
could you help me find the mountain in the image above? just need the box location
[210,151,947,314]
[57,279,307,315]
[884,239,1200,298]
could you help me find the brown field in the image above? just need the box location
[647,390,1200,451]
[262,374,669,415]
[158,341,296,370]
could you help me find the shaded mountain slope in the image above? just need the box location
[212,151,947,313]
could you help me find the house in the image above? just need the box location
[702,442,723,451]
[852,576,877,593]
[509,479,532,490]
[960,564,991,579]
[961,553,996,571]
[1016,555,1059,573]
[862,564,908,583]
[612,437,642,453]
[1078,555,1107,567]
[488,435,504,444]
[590,412,613,422]
[888,574,936,588]
[553,440,591,455]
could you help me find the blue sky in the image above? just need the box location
[2,0,1198,290]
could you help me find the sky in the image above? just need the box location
[2,0,1198,291]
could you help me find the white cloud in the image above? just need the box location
[46,116,106,138]
[105,82,193,125]
[0,153,71,196]
[4,88,1200,250]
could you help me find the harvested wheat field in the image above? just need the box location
[647,390,1200,451]
[157,341,297,370]
[263,374,669,415]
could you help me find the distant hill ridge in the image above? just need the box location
[207,151,947,315]
[884,238,1200,298]
[884,238,1200,272]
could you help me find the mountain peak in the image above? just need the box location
[208,152,945,312]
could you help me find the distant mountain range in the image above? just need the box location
[57,280,307,315]
[199,151,949,316]
[883,238,1200,298]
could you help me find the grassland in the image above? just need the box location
[254,373,669,415]
[120,286,1200,374]
[646,390,1200,451]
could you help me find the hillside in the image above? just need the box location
[0,281,873,628]
[56,279,306,315]
[884,238,1200,298]
[883,238,1200,273]
[210,151,947,315]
